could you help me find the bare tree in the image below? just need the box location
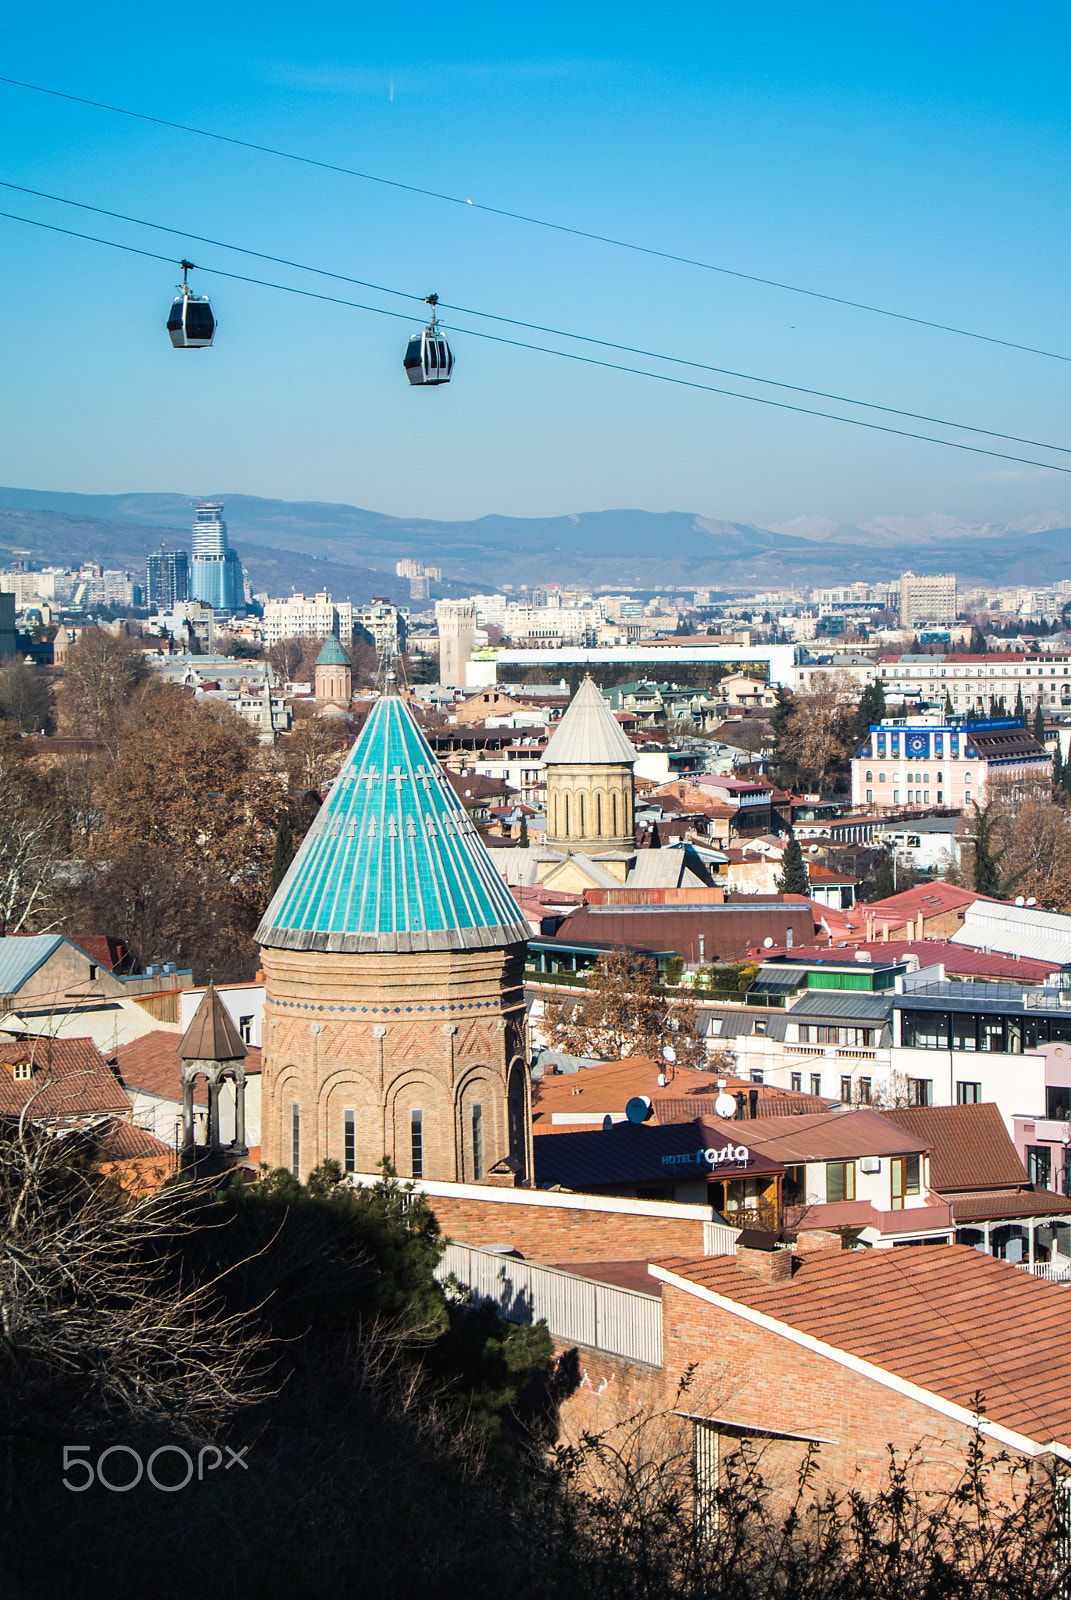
[54,628,152,741]
[542,947,708,1068]
[0,732,67,935]
[0,1112,269,1443]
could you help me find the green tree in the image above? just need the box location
[1053,740,1064,792]
[969,800,1007,896]
[518,813,529,847]
[873,848,896,900]
[269,810,295,896]
[944,690,955,718]
[776,832,810,895]
[1034,704,1047,748]
[854,679,886,739]
[969,624,988,654]
[1015,684,1025,720]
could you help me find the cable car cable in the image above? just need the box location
[3,206,1071,479]
[4,179,1070,458]
[1,72,1068,367]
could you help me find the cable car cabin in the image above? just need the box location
[167,293,216,349]
[403,328,453,386]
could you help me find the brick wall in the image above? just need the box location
[658,1276,1021,1501]
[422,1186,710,1264]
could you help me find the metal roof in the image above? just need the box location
[0,934,65,995]
[542,676,638,767]
[787,991,893,1022]
[256,691,532,955]
[178,984,247,1062]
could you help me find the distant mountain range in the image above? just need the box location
[0,487,1068,597]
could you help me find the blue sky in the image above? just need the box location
[1,1,1070,528]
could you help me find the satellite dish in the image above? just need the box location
[1027,897,1038,907]
[1016,897,1025,907]
[763,937,774,948]
[663,1046,677,1063]
[714,1092,737,1119]
[625,1096,652,1124]
[657,1073,667,1087]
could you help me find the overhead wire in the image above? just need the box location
[4,206,1071,481]
[1,72,1069,367]
[4,178,1071,461]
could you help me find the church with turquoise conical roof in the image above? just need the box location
[257,686,533,1184]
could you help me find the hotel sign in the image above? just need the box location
[662,1142,751,1170]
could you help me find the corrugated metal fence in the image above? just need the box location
[438,1243,663,1367]
[703,1221,739,1256]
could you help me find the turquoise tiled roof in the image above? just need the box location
[315,635,350,666]
[256,692,531,954]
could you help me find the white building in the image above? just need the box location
[263,592,355,648]
[899,572,957,629]
[436,599,478,687]
[878,651,1071,715]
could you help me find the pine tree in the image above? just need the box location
[1052,741,1063,793]
[518,814,529,848]
[775,832,809,895]
[269,811,295,897]
[568,666,581,701]
[648,821,662,850]
[1015,685,1025,720]
[944,690,955,719]
[855,681,886,740]
[970,801,1005,896]
[1034,704,1047,748]
[873,849,896,900]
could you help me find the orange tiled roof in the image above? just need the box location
[0,1036,128,1119]
[118,1031,261,1107]
[879,1103,1028,1193]
[655,1245,1071,1450]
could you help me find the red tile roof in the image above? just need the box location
[95,1117,176,1159]
[655,1245,1071,1450]
[0,1036,129,1119]
[879,1103,1028,1193]
[949,1190,1071,1222]
[118,1031,261,1107]
[865,882,985,922]
[761,940,1058,983]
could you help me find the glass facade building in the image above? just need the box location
[190,503,243,612]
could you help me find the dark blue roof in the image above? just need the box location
[534,1118,784,1189]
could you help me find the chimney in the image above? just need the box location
[793,1227,842,1254]
[748,1088,759,1120]
[735,1230,793,1283]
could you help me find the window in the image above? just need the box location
[411,1108,424,1179]
[12,1060,32,1081]
[893,790,899,803]
[879,772,886,783]
[750,1069,765,1084]
[1047,1086,1071,1120]
[471,1103,484,1180]
[88,963,98,981]
[907,1077,934,1107]
[901,1011,949,1049]
[840,1075,852,1104]
[826,1161,856,1202]
[1027,1144,1052,1189]
[858,1076,872,1104]
[790,1072,802,1093]
[890,1153,921,1210]
[239,1014,254,1044]
[810,1074,822,1096]
[344,1109,356,1173]
[957,1080,982,1104]
[866,789,873,803]
[291,1103,300,1178]
[800,1025,875,1048]
[783,1164,805,1205]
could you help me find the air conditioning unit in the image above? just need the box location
[860,1156,881,1174]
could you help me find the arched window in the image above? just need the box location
[596,793,603,834]
[563,795,570,837]
[865,770,873,782]
[579,793,586,833]
[612,792,618,834]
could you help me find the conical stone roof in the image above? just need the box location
[543,675,638,767]
[257,692,531,955]
[179,984,248,1062]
